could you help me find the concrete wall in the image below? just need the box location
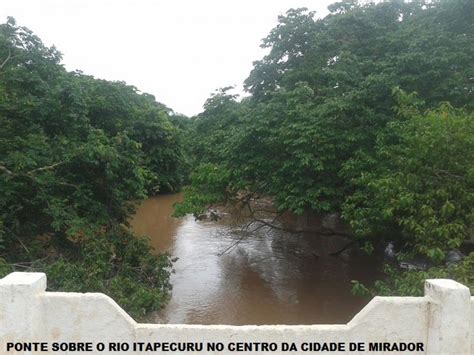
[0,272,472,354]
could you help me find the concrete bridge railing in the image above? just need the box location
[0,272,473,354]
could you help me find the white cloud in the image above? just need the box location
[1,0,333,116]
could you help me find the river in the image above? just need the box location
[129,193,379,325]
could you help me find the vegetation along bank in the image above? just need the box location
[0,0,473,319]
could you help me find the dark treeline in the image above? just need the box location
[0,18,188,318]
[177,0,474,295]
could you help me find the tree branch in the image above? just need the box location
[0,48,16,70]
[0,165,14,175]
[27,161,65,175]
[329,240,357,256]
[0,161,65,177]
[244,200,350,237]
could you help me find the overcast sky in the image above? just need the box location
[1,0,335,116]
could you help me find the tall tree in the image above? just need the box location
[0,18,184,318]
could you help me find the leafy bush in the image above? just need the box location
[352,252,474,297]
[41,227,173,319]
[343,98,474,263]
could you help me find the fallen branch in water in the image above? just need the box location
[329,240,357,257]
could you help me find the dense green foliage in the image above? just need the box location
[1,0,473,313]
[0,18,186,318]
[352,252,474,296]
[178,0,474,295]
[343,98,474,261]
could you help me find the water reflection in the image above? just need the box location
[130,194,379,325]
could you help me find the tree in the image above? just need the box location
[177,0,474,294]
[0,18,184,318]
[179,0,473,217]
[343,94,474,263]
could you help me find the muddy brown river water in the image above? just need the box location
[130,193,379,325]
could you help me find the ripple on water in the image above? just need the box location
[130,194,380,325]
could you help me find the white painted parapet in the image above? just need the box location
[0,272,473,354]
[0,273,45,345]
[425,279,471,354]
